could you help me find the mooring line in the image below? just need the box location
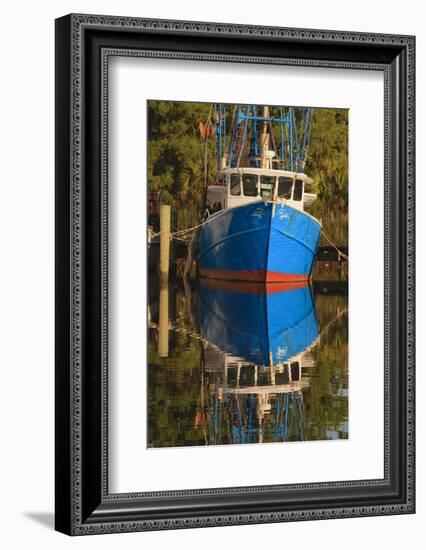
[150,215,349,262]
[320,230,349,261]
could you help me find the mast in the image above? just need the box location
[259,105,270,169]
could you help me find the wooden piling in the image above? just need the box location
[158,203,171,357]
[158,276,169,358]
[159,204,171,276]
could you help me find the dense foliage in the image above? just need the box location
[148,101,348,245]
[306,109,349,246]
[148,101,213,230]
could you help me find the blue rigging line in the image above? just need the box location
[214,104,314,172]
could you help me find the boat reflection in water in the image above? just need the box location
[196,278,319,445]
[147,276,348,448]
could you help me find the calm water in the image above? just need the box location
[147,277,348,448]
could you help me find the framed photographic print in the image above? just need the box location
[55,14,415,535]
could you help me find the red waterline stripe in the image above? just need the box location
[199,278,309,294]
[199,268,309,284]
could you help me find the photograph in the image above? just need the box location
[51,9,415,538]
[147,101,349,448]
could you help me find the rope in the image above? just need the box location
[149,221,204,241]
[150,211,349,262]
[320,230,349,261]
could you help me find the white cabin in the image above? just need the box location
[204,167,316,219]
[203,341,318,394]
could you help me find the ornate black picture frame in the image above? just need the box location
[55,14,415,535]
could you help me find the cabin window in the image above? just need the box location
[293,179,304,201]
[205,189,224,217]
[239,365,256,387]
[230,174,241,196]
[226,366,238,386]
[260,175,275,201]
[277,177,293,199]
[290,362,300,381]
[242,174,258,196]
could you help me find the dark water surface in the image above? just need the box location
[148,277,348,448]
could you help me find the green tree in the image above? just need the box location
[306,109,349,245]
[148,101,215,230]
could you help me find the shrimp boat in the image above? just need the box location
[196,105,321,283]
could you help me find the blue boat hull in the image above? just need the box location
[197,279,318,366]
[196,201,321,282]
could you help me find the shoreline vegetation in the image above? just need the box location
[147,101,349,277]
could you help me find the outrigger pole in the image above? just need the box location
[214,104,314,172]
